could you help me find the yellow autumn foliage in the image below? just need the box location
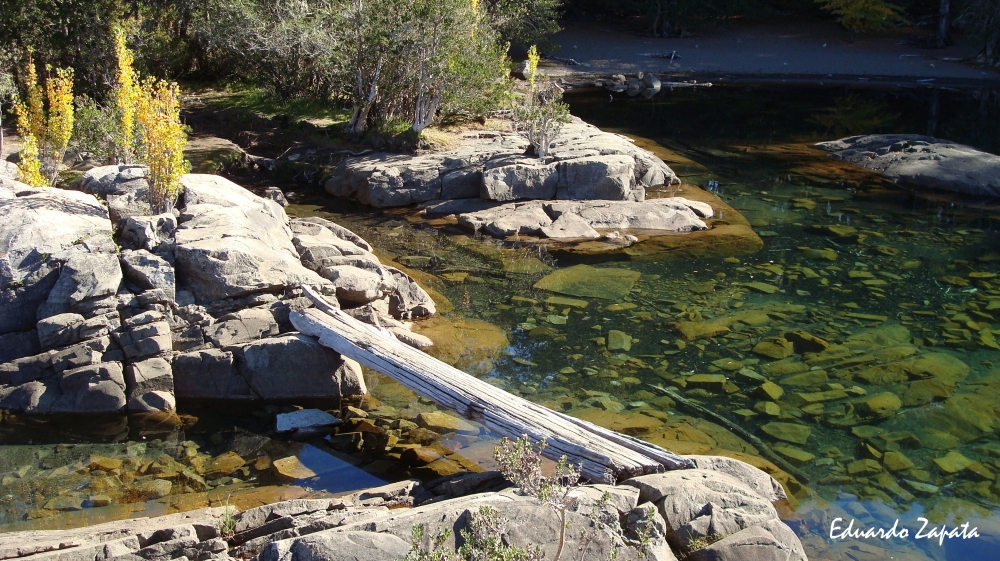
[17,136,46,187]
[13,58,74,186]
[136,78,189,212]
[113,26,140,162]
[526,45,540,91]
[45,66,74,158]
[16,59,46,142]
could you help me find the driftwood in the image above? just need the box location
[291,285,694,482]
[649,384,810,483]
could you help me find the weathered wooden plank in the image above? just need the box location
[291,286,694,482]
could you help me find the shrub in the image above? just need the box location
[136,77,189,213]
[13,58,75,186]
[72,26,190,212]
[511,47,570,159]
[815,0,906,40]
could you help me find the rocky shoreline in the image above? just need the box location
[0,457,806,561]
[0,165,438,415]
[0,118,806,559]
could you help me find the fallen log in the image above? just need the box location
[291,285,694,482]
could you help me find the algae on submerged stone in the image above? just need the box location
[533,264,641,300]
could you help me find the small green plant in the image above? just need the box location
[678,533,724,560]
[402,434,655,561]
[404,505,544,561]
[511,45,570,159]
[219,495,237,538]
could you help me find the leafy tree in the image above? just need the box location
[483,0,563,48]
[0,50,17,157]
[0,0,130,98]
[403,0,513,132]
[957,0,1000,66]
[815,0,906,40]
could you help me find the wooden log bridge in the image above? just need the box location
[291,285,695,483]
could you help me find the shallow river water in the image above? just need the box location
[2,82,1000,561]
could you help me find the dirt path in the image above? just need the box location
[546,17,1000,84]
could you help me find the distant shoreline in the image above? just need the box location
[546,18,1000,88]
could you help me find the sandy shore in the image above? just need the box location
[547,18,1000,85]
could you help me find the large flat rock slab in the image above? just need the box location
[451,197,710,240]
[174,174,332,303]
[816,134,1000,198]
[326,117,679,207]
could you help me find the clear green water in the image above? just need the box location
[2,83,1000,561]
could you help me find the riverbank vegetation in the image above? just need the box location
[2,0,997,152]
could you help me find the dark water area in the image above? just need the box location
[571,82,1000,157]
[3,81,1000,561]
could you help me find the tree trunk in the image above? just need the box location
[927,88,940,137]
[290,287,695,482]
[347,61,382,135]
[937,0,951,48]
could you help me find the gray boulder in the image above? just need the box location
[816,134,1000,198]
[121,250,175,301]
[550,199,708,231]
[36,312,118,351]
[0,331,40,363]
[0,177,32,199]
[260,490,648,561]
[116,311,172,361]
[556,155,639,201]
[688,455,787,502]
[174,175,331,304]
[120,214,177,252]
[36,252,123,321]
[628,503,676,561]
[458,201,553,237]
[325,119,677,208]
[457,197,711,240]
[125,357,175,412]
[291,217,373,252]
[233,334,366,399]
[0,380,58,414]
[623,470,781,551]
[69,164,152,225]
[687,519,807,561]
[205,308,279,348]
[386,267,435,319]
[539,212,601,239]
[173,348,255,399]
[265,186,289,207]
[50,336,111,373]
[321,264,394,305]
[0,189,115,335]
[262,531,410,561]
[0,161,19,181]
[481,161,559,201]
[51,362,127,414]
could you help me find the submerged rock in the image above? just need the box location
[533,264,641,300]
[817,134,1000,198]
